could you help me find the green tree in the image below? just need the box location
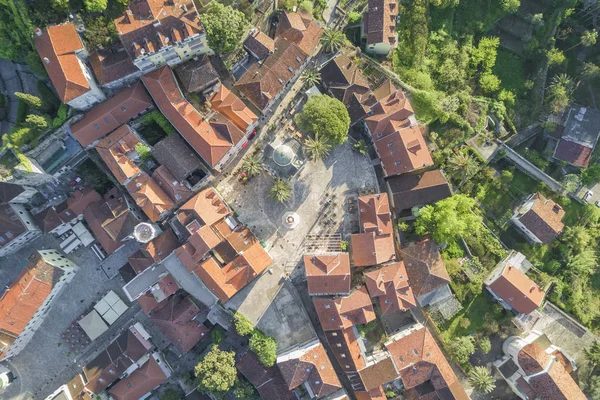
[234,312,254,336]
[194,346,237,395]
[581,164,600,186]
[239,0,254,20]
[478,337,492,354]
[83,16,118,49]
[566,249,597,277]
[468,366,496,393]
[270,178,292,203]
[479,72,501,94]
[25,114,49,132]
[301,69,321,87]
[588,375,600,400]
[298,0,313,13]
[546,74,574,114]
[241,154,263,177]
[415,195,482,245]
[304,137,332,161]
[0,0,35,61]
[583,30,598,47]
[51,0,69,12]
[201,3,250,54]
[25,51,48,78]
[448,336,475,364]
[15,92,42,109]
[135,143,152,161]
[84,0,108,12]
[249,331,277,367]
[160,388,182,400]
[233,379,257,399]
[501,0,520,13]
[295,95,350,145]
[448,151,479,177]
[561,174,581,194]
[353,140,368,155]
[547,48,566,66]
[320,28,346,53]
[471,36,500,72]
[585,340,600,366]
[348,11,362,23]
[279,0,298,11]
[562,226,593,254]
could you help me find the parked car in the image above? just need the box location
[69,177,82,186]
[596,200,600,208]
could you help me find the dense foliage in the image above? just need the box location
[194,347,237,396]
[201,3,250,54]
[295,95,350,145]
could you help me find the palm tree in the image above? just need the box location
[241,154,263,177]
[448,151,479,177]
[301,69,321,87]
[568,29,598,51]
[304,137,332,160]
[320,28,345,53]
[468,366,496,394]
[550,73,573,90]
[269,178,292,203]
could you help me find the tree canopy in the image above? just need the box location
[447,336,475,364]
[194,346,237,395]
[295,95,350,145]
[201,3,249,54]
[84,0,108,12]
[414,194,482,245]
[249,331,277,367]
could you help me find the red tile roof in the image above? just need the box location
[517,343,586,400]
[364,262,416,315]
[358,356,399,391]
[108,356,168,400]
[176,187,231,228]
[400,240,450,299]
[275,11,323,56]
[142,66,242,167]
[89,47,138,86]
[304,253,351,295]
[0,205,27,251]
[517,193,565,244]
[114,0,203,59]
[235,39,307,110]
[237,351,295,400]
[385,326,468,400]
[96,125,141,185]
[489,265,545,315]
[151,165,192,204]
[355,386,387,400]
[363,0,398,46]
[243,30,275,59]
[35,23,90,103]
[126,172,174,222]
[554,138,593,168]
[193,242,271,302]
[150,295,208,353]
[129,229,179,274]
[313,286,376,331]
[365,83,413,135]
[373,125,433,177]
[70,82,153,147]
[351,194,396,267]
[324,327,366,372]
[277,342,342,398]
[386,170,451,212]
[0,252,63,338]
[209,84,257,132]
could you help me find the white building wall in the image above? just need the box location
[133,34,212,73]
[0,204,42,257]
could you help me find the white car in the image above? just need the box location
[584,191,593,202]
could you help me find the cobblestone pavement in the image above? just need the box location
[0,234,141,400]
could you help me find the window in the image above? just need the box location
[104,118,110,123]
[387,142,394,147]
[336,343,342,347]
[395,161,401,166]
[391,150,397,155]
[5,231,13,238]
[341,354,345,358]
[121,107,127,112]
[331,332,337,336]
[93,124,100,130]
[377,132,382,138]
[325,304,330,309]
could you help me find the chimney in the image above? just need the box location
[530,286,536,293]
[34,27,42,37]
[43,57,50,64]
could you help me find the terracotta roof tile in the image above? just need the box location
[108,355,168,400]
[400,240,450,299]
[355,386,387,400]
[175,56,219,93]
[358,356,399,391]
[554,138,593,168]
[235,39,307,110]
[364,262,416,315]
[114,0,203,60]
[151,165,192,204]
[244,30,275,59]
[385,326,468,400]
[89,47,138,86]
[128,229,179,274]
[374,125,433,177]
[364,0,398,45]
[517,193,565,244]
[150,295,208,353]
[0,252,64,338]
[324,327,366,372]
[96,125,142,185]
[304,253,351,295]
[237,351,295,400]
[488,265,545,314]
[365,83,413,135]
[177,187,231,228]
[209,85,257,132]
[351,193,396,267]
[313,286,376,331]
[275,11,323,56]
[35,23,90,103]
[70,82,153,147]
[142,66,239,167]
[152,133,205,182]
[277,342,342,398]
[126,172,174,222]
[387,170,451,212]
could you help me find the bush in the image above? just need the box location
[249,331,277,367]
[357,321,377,338]
[160,388,182,400]
[52,104,69,128]
[447,336,475,364]
[139,110,176,135]
[212,328,224,344]
[298,0,312,13]
[134,143,152,161]
[348,11,362,23]
[478,337,492,354]
[234,312,254,336]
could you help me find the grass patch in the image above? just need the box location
[440,293,508,339]
[493,49,526,98]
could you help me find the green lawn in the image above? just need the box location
[440,293,508,340]
[494,49,527,98]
